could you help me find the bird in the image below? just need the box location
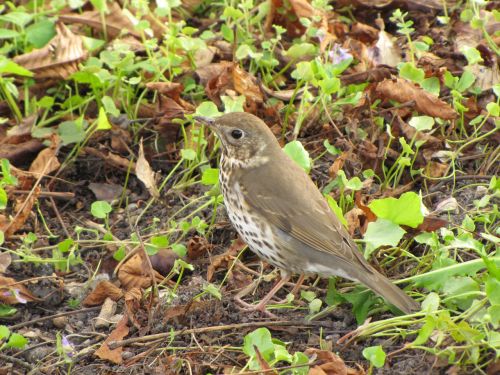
[195,112,419,315]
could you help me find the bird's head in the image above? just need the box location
[195,112,278,163]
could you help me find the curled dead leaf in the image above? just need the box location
[0,276,38,304]
[29,147,60,178]
[118,253,163,290]
[82,280,124,306]
[376,78,457,120]
[135,140,159,198]
[14,22,87,80]
[1,186,41,238]
[94,315,129,364]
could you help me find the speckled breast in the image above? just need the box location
[219,155,288,270]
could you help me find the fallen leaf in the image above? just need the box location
[0,276,39,304]
[207,238,246,282]
[95,297,118,329]
[0,252,12,273]
[187,236,214,260]
[94,314,129,364]
[59,2,139,39]
[28,147,60,178]
[135,140,159,198]
[14,22,87,79]
[1,186,41,238]
[118,253,163,290]
[376,78,457,120]
[83,280,124,306]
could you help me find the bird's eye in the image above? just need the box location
[231,129,244,139]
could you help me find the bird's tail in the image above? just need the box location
[357,269,419,314]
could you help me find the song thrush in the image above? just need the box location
[195,112,418,314]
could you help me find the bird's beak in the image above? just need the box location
[194,116,216,129]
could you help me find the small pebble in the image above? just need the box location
[52,316,68,328]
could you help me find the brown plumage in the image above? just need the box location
[196,112,418,314]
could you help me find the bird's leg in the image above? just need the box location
[272,274,305,304]
[235,274,291,317]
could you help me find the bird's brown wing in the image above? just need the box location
[237,158,373,274]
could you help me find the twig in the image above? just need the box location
[12,190,75,200]
[0,353,33,370]
[7,307,101,330]
[109,320,343,349]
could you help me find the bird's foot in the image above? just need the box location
[234,296,279,319]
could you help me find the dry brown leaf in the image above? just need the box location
[187,236,214,260]
[232,65,263,103]
[59,2,139,39]
[94,315,129,364]
[306,348,363,375]
[82,281,124,306]
[0,276,39,304]
[376,78,457,120]
[0,139,44,166]
[0,252,12,273]
[28,147,60,178]
[135,140,159,198]
[425,161,449,178]
[328,151,350,178]
[118,253,163,290]
[14,22,87,79]
[207,238,246,281]
[254,346,275,373]
[367,29,402,67]
[1,186,41,238]
[84,147,135,171]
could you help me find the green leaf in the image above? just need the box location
[0,57,33,77]
[195,101,221,117]
[221,95,245,113]
[181,149,197,161]
[487,102,500,117]
[102,96,120,117]
[324,195,347,227]
[421,77,440,96]
[6,333,28,349]
[171,244,187,257]
[0,231,4,246]
[399,62,425,83]
[362,345,386,368]
[96,107,111,130]
[203,283,221,300]
[457,70,476,92]
[0,28,21,39]
[243,328,274,362]
[91,200,112,219]
[461,46,483,65]
[0,304,16,317]
[368,192,424,228]
[0,187,7,210]
[58,120,86,145]
[201,168,219,186]
[442,276,479,310]
[26,20,56,48]
[287,43,316,60]
[363,219,406,256]
[0,325,10,339]
[413,316,435,345]
[486,276,500,305]
[409,116,434,131]
[58,238,74,253]
[291,61,314,82]
[283,141,311,173]
[323,139,340,155]
[113,246,126,261]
